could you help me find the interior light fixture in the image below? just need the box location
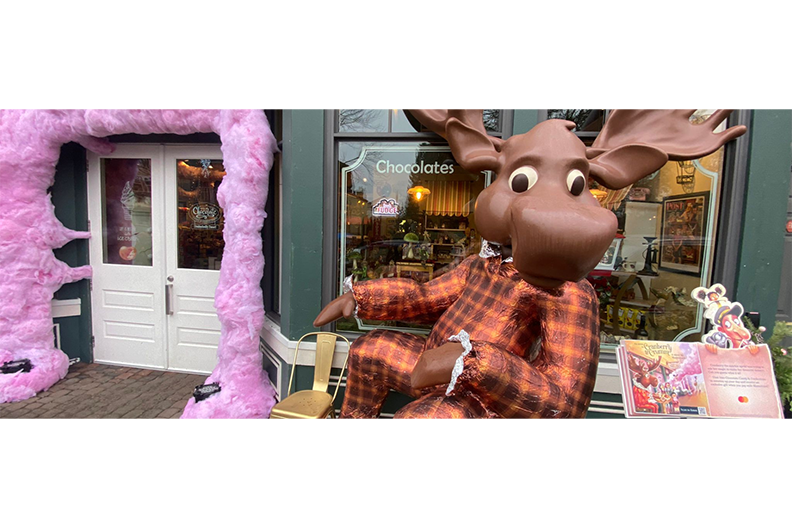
[408,185,431,202]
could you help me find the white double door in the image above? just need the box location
[88,145,225,374]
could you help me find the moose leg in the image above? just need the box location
[341,329,426,418]
[394,390,491,419]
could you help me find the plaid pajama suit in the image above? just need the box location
[342,254,600,418]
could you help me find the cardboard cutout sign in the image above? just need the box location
[692,283,752,349]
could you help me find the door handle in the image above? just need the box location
[165,284,174,315]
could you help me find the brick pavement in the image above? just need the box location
[0,362,206,419]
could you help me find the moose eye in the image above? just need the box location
[566,169,586,196]
[508,166,538,193]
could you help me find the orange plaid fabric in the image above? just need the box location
[343,255,600,418]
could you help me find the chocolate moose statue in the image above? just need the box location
[314,110,746,418]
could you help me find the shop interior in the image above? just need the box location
[338,146,486,332]
[588,142,724,345]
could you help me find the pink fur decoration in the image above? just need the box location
[0,110,278,418]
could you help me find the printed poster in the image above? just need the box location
[617,340,783,418]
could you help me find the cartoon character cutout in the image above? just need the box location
[692,283,751,349]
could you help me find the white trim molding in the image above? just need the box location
[260,318,350,370]
[52,298,81,319]
[593,361,623,395]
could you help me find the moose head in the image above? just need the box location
[407,110,746,289]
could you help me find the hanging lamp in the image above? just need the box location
[408,184,431,201]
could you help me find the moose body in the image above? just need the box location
[315,110,746,418]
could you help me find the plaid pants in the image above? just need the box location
[341,329,490,419]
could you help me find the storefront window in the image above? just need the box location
[337,141,490,333]
[587,110,727,347]
[548,109,606,132]
[338,110,390,133]
[339,109,501,134]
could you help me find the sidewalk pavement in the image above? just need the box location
[0,362,206,419]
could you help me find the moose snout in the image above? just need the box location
[509,198,617,288]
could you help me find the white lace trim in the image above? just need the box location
[479,240,512,263]
[446,329,473,396]
[343,275,359,318]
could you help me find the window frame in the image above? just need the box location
[262,109,282,323]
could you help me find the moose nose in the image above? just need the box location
[509,197,617,286]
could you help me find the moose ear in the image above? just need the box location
[587,144,668,190]
[446,118,502,173]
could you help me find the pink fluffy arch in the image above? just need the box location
[0,110,278,418]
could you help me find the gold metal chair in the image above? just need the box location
[269,332,350,419]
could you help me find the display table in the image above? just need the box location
[396,262,433,281]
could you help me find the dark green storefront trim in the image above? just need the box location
[512,109,541,135]
[734,110,792,328]
[51,142,93,364]
[279,110,326,341]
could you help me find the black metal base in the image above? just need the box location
[0,359,32,374]
[193,382,221,402]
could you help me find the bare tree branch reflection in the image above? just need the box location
[339,109,388,132]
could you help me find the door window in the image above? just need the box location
[176,159,225,270]
[101,158,153,266]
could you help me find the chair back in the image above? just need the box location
[286,332,351,402]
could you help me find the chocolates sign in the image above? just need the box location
[372,198,400,217]
[188,202,221,230]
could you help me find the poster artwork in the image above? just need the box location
[189,202,221,230]
[105,158,152,266]
[660,192,709,276]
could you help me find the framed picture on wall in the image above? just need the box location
[595,236,624,271]
[659,191,710,276]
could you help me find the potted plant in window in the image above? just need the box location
[745,319,792,418]
[348,250,366,282]
[403,233,419,260]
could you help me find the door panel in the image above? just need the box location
[88,145,167,369]
[164,146,224,373]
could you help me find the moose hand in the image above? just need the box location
[411,341,465,390]
[313,292,356,327]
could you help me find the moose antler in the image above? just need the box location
[587,110,747,190]
[406,110,503,172]
[645,355,662,372]
[627,355,643,374]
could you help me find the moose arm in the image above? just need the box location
[452,281,600,418]
[351,256,475,324]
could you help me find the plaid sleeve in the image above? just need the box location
[455,280,600,418]
[351,256,474,324]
